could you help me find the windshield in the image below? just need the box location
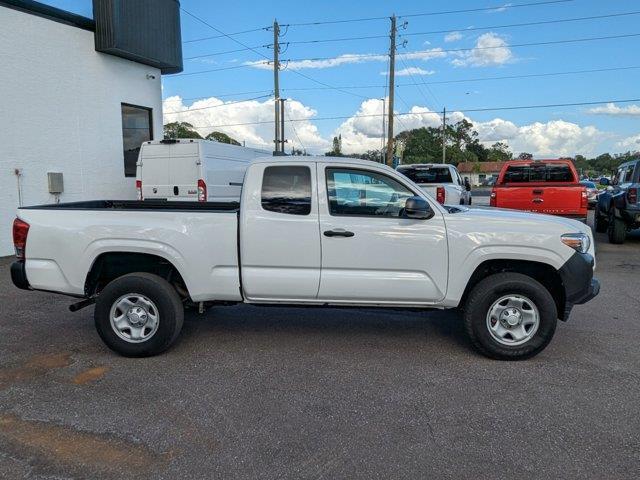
[397,166,453,184]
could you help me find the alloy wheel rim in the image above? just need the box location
[486,294,540,346]
[109,293,160,343]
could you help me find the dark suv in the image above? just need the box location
[595,159,640,244]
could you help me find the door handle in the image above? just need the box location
[532,198,544,203]
[324,229,355,238]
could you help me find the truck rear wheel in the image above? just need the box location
[463,273,557,360]
[94,273,184,357]
[607,212,626,244]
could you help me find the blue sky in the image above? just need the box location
[45,0,640,156]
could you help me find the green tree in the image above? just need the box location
[205,131,241,146]
[518,152,533,160]
[487,142,512,162]
[163,122,202,139]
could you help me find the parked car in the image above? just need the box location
[580,180,599,208]
[11,157,599,360]
[136,139,270,202]
[396,163,472,205]
[595,159,640,244]
[490,159,588,221]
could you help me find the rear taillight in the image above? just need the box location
[628,187,638,204]
[580,189,588,209]
[490,190,497,207]
[197,179,207,202]
[13,218,29,260]
[436,186,445,205]
[135,180,143,200]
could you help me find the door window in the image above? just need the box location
[261,166,312,215]
[121,104,152,177]
[326,168,414,217]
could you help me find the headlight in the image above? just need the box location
[561,233,591,254]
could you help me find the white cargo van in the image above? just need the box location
[136,139,270,202]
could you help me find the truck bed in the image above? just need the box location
[16,201,242,302]
[20,199,239,212]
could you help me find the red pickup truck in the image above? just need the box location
[490,159,588,220]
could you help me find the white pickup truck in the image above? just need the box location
[11,156,599,360]
[396,163,472,205]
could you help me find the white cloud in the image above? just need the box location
[382,67,435,77]
[474,119,604,157]
[587,103,640,116]
[616,134,640,150]
[451,32,513,67]
[444,31,463,43]
[245,48,446,70]
[162,96,607,157]
[489,3,512,13]
[162,95,329,152]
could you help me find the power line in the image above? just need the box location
[169,63,268,77]
[183,26,270,44]
[401,10,640,37]
[284,102,307,153]
[163,94,273,115]
[280,0,574,27]
[180,7,371,100]
[399,0,574,18]
[283,32,640,63]
[165,65,640,101]
[282,34,388,45]
[186,98,640,129]
[163,89,273,103]
[184,45,269,61]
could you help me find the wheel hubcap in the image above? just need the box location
[486,295,540,346]
[109,294,159,343]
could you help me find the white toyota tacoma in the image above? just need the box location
[11,156,599,360]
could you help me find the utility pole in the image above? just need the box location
[441,107,447,164]
[280,98,287,152]
[385,15,396,167]
[273,19,281,155]
[381,97,386,163]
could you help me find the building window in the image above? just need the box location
[121,104,153,177]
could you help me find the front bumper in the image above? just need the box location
[558,252,600,320]
[10,261,30,290]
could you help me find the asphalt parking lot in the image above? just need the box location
[1,225,639,479]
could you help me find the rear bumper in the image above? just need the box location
[558,252,600,320]
[11,260,30,290]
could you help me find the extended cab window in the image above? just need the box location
[326,168,413,217]
[261,166,311,215]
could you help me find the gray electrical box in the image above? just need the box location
[47,172,64,194]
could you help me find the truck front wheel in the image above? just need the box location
[607,212,626,244]
[94,273,184,357]
[463,273,557,360]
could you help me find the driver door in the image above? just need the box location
[317,164,448,304]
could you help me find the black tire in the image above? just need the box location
[595,209,608,233]
[468,197,472,205]
[463,273,557,360]
[94,273,184,357]
[607,212,626,244]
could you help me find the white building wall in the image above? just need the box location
[0,7,163,256]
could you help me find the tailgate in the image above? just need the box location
[496,185,585,215]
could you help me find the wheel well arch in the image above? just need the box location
[84,252,189,300]
[460,259,566,319]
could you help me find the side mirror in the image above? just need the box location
[464,177,471,191]
[404,196,433,220]
[599,178,609,186]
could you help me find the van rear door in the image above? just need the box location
[138,142,201,201]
